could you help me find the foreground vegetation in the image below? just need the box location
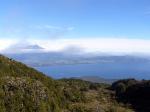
[112,79,150,112]
[0,54,149,112]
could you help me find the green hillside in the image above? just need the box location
[0,55,62,112]
[0,55,134,112]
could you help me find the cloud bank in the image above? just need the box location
[1,38,150,55]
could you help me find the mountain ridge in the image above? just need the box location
[5,52,150,67]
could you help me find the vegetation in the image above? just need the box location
[0,55,61,112]
[111,79,150,112]
[0,54,141,112]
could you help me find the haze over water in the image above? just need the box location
[35,62,150,79]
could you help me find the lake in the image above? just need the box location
[35,62,150,79]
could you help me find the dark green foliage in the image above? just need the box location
[112,79,150,112]
[111,79,137,96]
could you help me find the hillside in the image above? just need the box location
[0,55,61,112]
[0,54,134,112]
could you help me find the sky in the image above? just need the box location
[0,0,150,54]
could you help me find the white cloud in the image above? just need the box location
[0,39,17,51]
[31,38,150,54]
[1,38,150,55]
[0,39,45,53]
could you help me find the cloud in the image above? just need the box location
[31,38,150,55]
[0,39,45,54]
[61,45,85,55]
[2,38,150,55]
[0,39,17,51]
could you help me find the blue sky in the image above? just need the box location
[0,0,150,54]
[0,0,150,39]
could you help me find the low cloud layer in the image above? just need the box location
[1,38,150,55]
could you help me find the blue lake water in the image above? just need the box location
[35,62,150,79]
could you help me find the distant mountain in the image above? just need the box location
[4,52,150,67]
[77,76,116,84]
[2,44,45,54]
[21,44,44,50]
